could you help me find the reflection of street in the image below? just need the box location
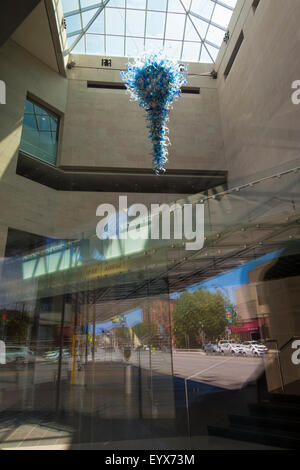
[0,349,269,394]
[88,348,173,376]
[0,359,69,393]
[86,348,268,390]
[173,350,265,390]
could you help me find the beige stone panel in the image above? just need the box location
[61,54,224,171]
[217,0,300,185]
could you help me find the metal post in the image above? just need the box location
[138,348,142,418]
[184,378,191,439]
[56,295,66,413]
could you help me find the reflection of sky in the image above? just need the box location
[170,250,282,305]
[90,306,143,335]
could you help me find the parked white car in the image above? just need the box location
[43,348,71,362]
[243,341,267,357]
[5,345,35,364]
[204,342,221,355]
[239,343,254,356]
[218,340,243,356]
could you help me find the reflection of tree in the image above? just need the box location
[0,309,32,343]
[132,322,157,346]
[115,327,130,341]
[173,289,232,348]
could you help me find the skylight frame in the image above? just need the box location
[62,0,237,63]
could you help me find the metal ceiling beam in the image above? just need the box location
[188,10,227,32]
[211,0,235,11]
[64,2,104,18]
[64,0,110,56]
[179,0,215,63]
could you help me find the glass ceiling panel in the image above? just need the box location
[62,0,238,63]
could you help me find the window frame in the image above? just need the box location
[20,93,63,167]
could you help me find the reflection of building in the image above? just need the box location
[233,262,271,340]
[144,299,172,336]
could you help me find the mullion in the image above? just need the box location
[77,31,216,45]
[32,104,40,134]
[180,0,192,61]
[144,0,148,48]
[78,0,85,53]
[202,0,217,61]
[194,0,216,62]
[162,0,169,48]
[63,0,236,62]
[124,2,127,56]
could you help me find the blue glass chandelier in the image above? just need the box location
[121,53,187,174]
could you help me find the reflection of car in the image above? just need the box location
[239,344,254,356]
[229,343,244,356]
[43,348,71,361]
[5,346,35,364]
[219,340,243,356]
[243,341,267,350]
[243,341,267,356]
[204,342,221,355]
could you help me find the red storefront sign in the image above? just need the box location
[229,317,268,333]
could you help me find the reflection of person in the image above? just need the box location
[0,340,5,365]
[76,349,81,371]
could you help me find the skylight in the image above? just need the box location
[61,0,238,63]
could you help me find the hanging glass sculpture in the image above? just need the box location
[121,53,187,174]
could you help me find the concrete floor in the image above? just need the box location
[1,436,280,450]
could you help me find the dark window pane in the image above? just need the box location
[20,98,60,165]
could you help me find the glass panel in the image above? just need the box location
[106,0,125,6]
[19,98,60,166]
[105,8,125,36]
[200,44,213,62]
[126,9,145,37]
[72,35,86,53]
[205,43,219,61]
[81,9,99,29]
[206,25,226,46]
[106,35,125,56]
[4,0,300,452]
[187,16,208,40]
[1,152,300,449]
[212,4,234,28]
[127,0,146,9]
[146,11,166,38]
[223,0,238,8]
[145,38,164,53]
[164,40,182,59]
[87,11,104,33]
[165,13,186,41]
[80,0,99,7]
[86,34,105,55]
[167,0,186,13]
[66,14,82,33]
[126,37,145,57]
[191,0,214,18]
[61,0,79,11]
[147,0,167,11]
[61,0,238,63]
[182,41,201,62]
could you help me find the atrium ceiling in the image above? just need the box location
[61,0,238,63]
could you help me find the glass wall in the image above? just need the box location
[0,165,299,448]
